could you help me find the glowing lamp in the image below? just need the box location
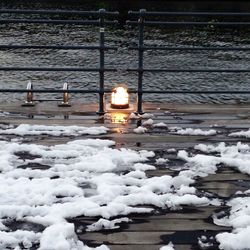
[111,86,129,109]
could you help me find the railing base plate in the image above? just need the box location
[106,104,135,113]
[58,102,71,107]
[22,102,35,107]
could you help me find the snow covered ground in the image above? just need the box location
[0,122,250,249]
[0,136,217,249]
[180,142,250,250]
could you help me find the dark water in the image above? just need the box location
[0,0,250,104]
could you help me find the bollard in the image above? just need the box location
[22,81,35,106]
[58,82,71,107]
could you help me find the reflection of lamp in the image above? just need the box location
[111,86,129,109]
[111,112,128,124]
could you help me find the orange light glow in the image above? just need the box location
[111,112,128,124]
[111,86,129,109]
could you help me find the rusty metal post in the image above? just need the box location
[58,82,71,107]
[22,80,35,106]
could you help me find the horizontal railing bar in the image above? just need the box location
[0,67,117,72]
[0,89,104,93]
[34,99,61,101]
[127,68,250,73]
[0,89,249,95]
[128,11,250,17]
[142,90,250,94]
[129,46,250,51]
[0,19,118,25]
[0,45,117,50]
[126,20,250,27]
[0,9,119,16]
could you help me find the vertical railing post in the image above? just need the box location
[97,8,105,114]
[137,9,146,114]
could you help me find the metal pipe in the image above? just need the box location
[0,9,119,16]
[128,10,250,17]
[0,45,117,50]
[0,67,117,72]
[127,68,250,73]
[126,20,250,27]
[97,8,105,114]
[0,19,118,25]
[0,89,104,93]
[0,89,250,94]
[137,9,146,114]
[141,90,250,94]
[129,46,250,51]
[35,99,61,101]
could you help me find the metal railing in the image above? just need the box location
[1,9,250,114]
[127,9,250,114]
[0,8,119,114]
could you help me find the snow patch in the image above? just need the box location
[0,124,109,136]
[153,122,168,128]
[160,242,175,250]
[215,197,250,250]
[86,217,131,232]
[142,119,154,126]
[229,129,250,138]
[192,142,250,175]
[129,113,140,120]
[155,158,169,165]
[133,126,147,134]
[198,235,214,249]
[174,128,217,136]
[139,113,154,119]
[167,148,176,153]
